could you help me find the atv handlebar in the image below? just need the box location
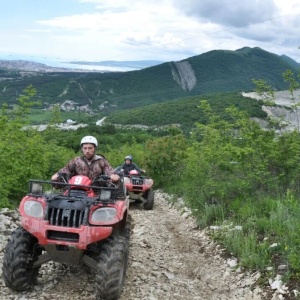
[56,173,117,183]
[115,169,146,176]
[97,175,111,180]
[92,174,111,185]
[57,172,68,183]
[51,174,119,191]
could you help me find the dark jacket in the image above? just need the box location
[115,162,143,175]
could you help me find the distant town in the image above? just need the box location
[0,59,111,73]
[0,57,164,73]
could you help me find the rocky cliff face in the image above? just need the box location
[242,90,300,132]
[171,61,197,91]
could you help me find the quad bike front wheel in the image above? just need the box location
[2,227,42,291]
[122,214,132,241]
[143,188,154,210]
[95,235,129,300]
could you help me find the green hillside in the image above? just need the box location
[105,92,267,132]
[0,47,298,116]
[186,47,298,94]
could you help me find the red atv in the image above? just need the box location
[121,170,154,210]
[2,173,131,300]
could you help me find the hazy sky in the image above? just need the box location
[1,0,300,63]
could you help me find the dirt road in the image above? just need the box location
[0,191,276,300]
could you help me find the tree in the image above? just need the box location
[144,133,187,188]
[0,86,75,208]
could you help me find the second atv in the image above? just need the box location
[121,169,154,210]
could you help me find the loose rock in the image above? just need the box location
[0,191,289,299]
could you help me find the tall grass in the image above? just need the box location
[182,192,300,282]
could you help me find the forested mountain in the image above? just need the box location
[104,92,267,133]
[0,47,298,113]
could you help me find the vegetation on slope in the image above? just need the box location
[2,61,300,292]
[105,92,267,132]
[0,47,298,114]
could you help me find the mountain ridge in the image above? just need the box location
[0,46,299,113]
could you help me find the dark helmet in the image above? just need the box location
[124,155,132,161]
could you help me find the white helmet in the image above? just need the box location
[80,136,98,147]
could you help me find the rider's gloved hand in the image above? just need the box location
[111,174,120,182]
[51,173,59,181]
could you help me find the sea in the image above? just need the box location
[0,53,139,72]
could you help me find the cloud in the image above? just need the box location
[1,0,300,62]
[172,0,277,27]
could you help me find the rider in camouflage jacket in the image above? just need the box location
[51,136,119,182]
[55,154,115,182]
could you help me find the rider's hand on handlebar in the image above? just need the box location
[51,173,59,181]
[111,174,120,182]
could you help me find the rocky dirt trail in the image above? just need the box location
[0,191,291,300]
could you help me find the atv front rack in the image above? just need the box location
[28,179,121,202]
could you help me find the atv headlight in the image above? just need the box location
[99,189,111,201]
[24,201,44,218]
[145,178,153,185]
[90,208,117,223]
[123,177,130,184]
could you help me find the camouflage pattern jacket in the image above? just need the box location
[57,154,115,181]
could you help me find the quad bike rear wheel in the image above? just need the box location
[143,188,154,210]
[95,235,129,300]
[2,227,41,291]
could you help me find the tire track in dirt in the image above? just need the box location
[1,191,269,300]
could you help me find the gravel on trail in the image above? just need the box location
[0,191,290,300]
